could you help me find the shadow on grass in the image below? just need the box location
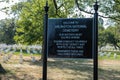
[23,59,43,66]
[47,58,120,80]
[3,57,120,80]
[48,58,93,80]
[0,69,42,80]
[0,70,21,80]
[0,59,42,80]
[98,68,120,80]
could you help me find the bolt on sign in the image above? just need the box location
[47,18,93,58]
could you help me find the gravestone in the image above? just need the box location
[19,48,23,64]
[106,52,111,57]
[114,53,117,59]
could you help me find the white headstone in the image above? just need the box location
[106,52,111,57]
[114,53,117,59]
[19,53,23,64]
[20,48,23,54]
[31,56,36,62]
[32,49,37,54]
[3,55,6,63]
[19,56,23,64]
[100,52,105,57]
[27,49,30,54]
[8,52,13,59]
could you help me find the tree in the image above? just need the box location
[105,26,120,49]
[9,0,120,44]
[13,0,45,44]
[0,19,16,44]
[98,27,106,48]
[13,0,74,44]
[0,0,12,74]
[112,0,120,22]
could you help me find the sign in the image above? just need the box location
[48,18,93,58]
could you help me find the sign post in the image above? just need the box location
[93,1,98,80]
[42,1,49,80]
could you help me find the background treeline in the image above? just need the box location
[0,0,119,49]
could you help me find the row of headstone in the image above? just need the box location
[0,44,42,54]
[99,45,120,52]
[1,50,36,64]
[0,44,42,64]
[2,51,13,63]
[98,52,117,59]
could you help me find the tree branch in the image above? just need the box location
[53,0,58,14]
[75,0,120,21]
[57,3,64,10]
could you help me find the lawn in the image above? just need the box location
[98,51,120,60]
[0,52,120,80]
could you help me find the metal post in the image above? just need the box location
[42,1,49,80]
[93,1,98,80]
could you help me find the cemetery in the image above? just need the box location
[0,43,120,80]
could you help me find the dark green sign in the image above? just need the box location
[48,18,93,58]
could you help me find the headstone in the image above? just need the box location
[19,49,23,64]
[13,47,17,52]
[19,54,23,64]
[8,52,13,59]
[32,48,37,54]
[106,52,111,57]
[114,53,117,59]
[104,52,107,56]
[26,48,30,54]
[99,52,106,57]
[99,53,104,57]
[3,55,7,63]
[3,50,8,62]
[20,48,23,53]
[31,56,36,62]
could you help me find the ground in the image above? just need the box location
[0,55,120,80]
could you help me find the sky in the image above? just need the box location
[0,0,19,19]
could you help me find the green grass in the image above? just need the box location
[13,51,41,56]
[98,51,120,60]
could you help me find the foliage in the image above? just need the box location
[1,0,120,46]
[101,26,120,49]
[112,0,120,22]
[13,0,74,44]
[98,29,106,47]
[0,19,15,44]
[13,0,45,44]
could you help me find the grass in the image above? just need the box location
[0,51,120,80]
[47,58,120,80]
[98,51,120,60]
[13,51,41,56]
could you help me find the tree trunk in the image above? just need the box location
[0,64,6,74]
